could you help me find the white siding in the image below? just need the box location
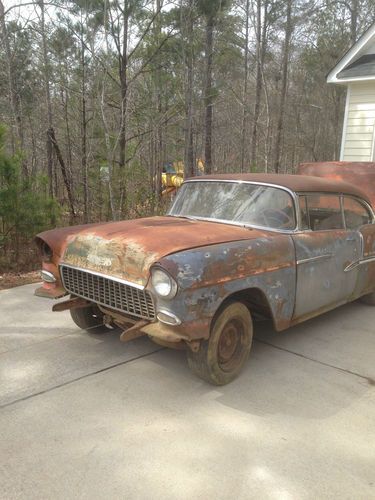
[342,82,375,161]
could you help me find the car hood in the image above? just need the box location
[37,216,269,286]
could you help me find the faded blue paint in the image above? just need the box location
[152,235,296,338]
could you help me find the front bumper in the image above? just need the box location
[35,263,212,342]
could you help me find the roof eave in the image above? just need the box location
[326,22,375,84]
[328,74,375,85]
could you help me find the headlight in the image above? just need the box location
[151,268,178,299]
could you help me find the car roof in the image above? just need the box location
[186,173,371,204]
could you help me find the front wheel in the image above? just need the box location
[70,304,111,333]
[187,301,253,385]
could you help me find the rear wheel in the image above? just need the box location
[187,301,253,385]
[359,292,375,306]
[70,304,111,333]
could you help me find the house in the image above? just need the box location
[327,23,375,162]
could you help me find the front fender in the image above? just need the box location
[157,236,296,337]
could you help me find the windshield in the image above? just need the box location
[169,181,296,230]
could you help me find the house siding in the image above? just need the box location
[342,82,375,161]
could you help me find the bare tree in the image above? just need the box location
[183,0,195,178]
[274,0,293,173]
[240,0,250,172]
[0,0,27,175]
[250,0,269,169]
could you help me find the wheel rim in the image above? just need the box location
[217,318,245,372]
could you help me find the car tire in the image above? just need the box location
[187,301,253,385]
[70,304,111,333]
[359,292,375,306]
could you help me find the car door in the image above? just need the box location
[292,193,361,320]
[342,196,375,297]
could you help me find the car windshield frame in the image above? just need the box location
[168,179,299,233]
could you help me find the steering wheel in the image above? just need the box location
[260,208,293,229]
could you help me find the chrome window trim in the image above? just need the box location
[296,192,345,231]
[295,192,375,232]
[168,179,375,234]
[341,194,375,226]
[340,195,346,229]
[168,179,300,234]
[59,262,145,290]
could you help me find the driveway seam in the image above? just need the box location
[0,347,164,410]
[255,339,375,385]
[0,330,79,356]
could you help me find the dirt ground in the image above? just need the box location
[0,271,41,290]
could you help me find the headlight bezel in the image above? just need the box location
[35,237,53,262]
[151,266,178,299]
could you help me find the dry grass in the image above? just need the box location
[0,271,41,290]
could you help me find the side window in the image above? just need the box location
[304,194,344,231]
[344,197,372,229]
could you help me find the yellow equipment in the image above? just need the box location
[161,160,204,197]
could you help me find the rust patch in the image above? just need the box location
[34,283,67,299]
[52,297,91,312]
[63,234,159,286]
[298,162,375,208]
[36,216,261,287]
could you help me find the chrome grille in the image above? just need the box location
[60,265,155,320]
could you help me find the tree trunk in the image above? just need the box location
[80,22,89,223]
[62,85,73,187]
[0,0,27,176]
[240,0,250,173]
[204,15,214,174]
[250,0,267,170]
[49,128,76,220]
[350,0,358,44]
[155,0,163,203]
[274,0,293,174]
[183,0,194,178]
[118,0,129,217]
[39,0,54,196]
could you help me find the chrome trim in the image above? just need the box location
[168,179,299,234]
[340,195,346,229]
[344,256,375,272]
[40,270,56,283]
[157,309,182,326]
[59,262,145,290]
[359,231,364,259]
[297,254,334,265]
[168,215,298,234]
[296,191,375,229]
[342,195,375,224]
[59,264,155,320]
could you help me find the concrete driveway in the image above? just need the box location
[0,284,374,499]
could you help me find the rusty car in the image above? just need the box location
[35,172,375,385]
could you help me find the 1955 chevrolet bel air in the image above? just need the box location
[35,170,375,385]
